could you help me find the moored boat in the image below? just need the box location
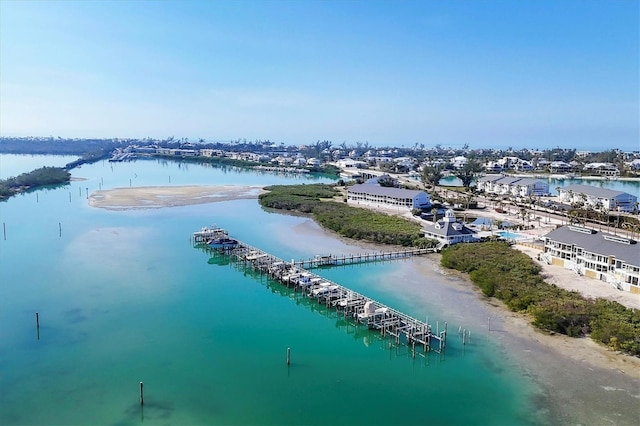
[208,237,238,249]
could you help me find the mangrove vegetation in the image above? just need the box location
[0,166,71,200]
[441,242,640,356]
[259,184,437,248]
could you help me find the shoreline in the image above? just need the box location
[91,184,640,374]
[290,218,640,425]
[90,184,640,423]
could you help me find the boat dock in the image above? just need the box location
[193,227,447,354]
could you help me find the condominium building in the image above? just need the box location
[346,184,431,211]
[542,225,640,293]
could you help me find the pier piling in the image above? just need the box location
[193,226,447,357]
[139,381,144,405]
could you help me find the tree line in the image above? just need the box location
[0,167,71,200]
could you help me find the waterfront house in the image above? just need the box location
[422,209,477,248]
[582,163,620,177]
[549,161,572,173]
[477,175,549,197]
[346,184,430,211]
[542,225,640,293]
[557,184,637,212]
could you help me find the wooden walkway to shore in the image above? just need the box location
[293,248,436,269]
[193,227,447,354]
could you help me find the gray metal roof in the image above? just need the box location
[478,175,545,187]
[545,226,639,266]
[495,177,522,185]
[513,177,544,186]
[423,221,476,238]
[559,184,627,199]
[347,183,425,198]
[478,174,504,183]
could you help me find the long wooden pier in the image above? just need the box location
[193,227,447,354]
[294,248,435,269]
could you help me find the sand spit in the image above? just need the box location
[88,185,267,210]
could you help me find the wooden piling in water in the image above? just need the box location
[286,347,291,365]
[139,382,144,405]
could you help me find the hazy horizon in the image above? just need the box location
[1,0,638,151]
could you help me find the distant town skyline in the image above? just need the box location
[1,0,638,151]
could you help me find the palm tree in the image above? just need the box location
[421,164,444,191]
[431,207,439,222]
[621,222,633,239]
[454,158,483,191]
[519,207,527,228]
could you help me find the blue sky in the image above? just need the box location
[1,0,638,150]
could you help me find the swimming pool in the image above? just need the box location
[498,231,525,239]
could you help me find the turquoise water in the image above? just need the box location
[498,231,525,239]
[2,156,547,425]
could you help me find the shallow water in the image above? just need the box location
[2,155,634,425]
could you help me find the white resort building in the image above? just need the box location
[557,184,638,212]
[422,209,477,248]
[541,225,640,294]
[477,175,549,197]
[346,184,431,211]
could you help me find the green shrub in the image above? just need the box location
[440,242,640,356]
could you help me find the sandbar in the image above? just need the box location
[88,185,266,210]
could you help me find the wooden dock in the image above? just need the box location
[193,227,447,354]
[294,248,436,269]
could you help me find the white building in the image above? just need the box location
[476,175,549,197]
[583,163,620,177]
[542,225,640,293]
[558,184,637,212]
[422,209,477,248]
[346,184,431,211]
[549,161,572,173]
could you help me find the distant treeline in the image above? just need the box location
[0,137,124,155]
[156,153,340,177]
[441,242,640,356]
[0,167,71,200]
[258,184,438,248]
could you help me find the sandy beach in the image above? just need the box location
[89,184,640,424]
[88,185,267,210]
